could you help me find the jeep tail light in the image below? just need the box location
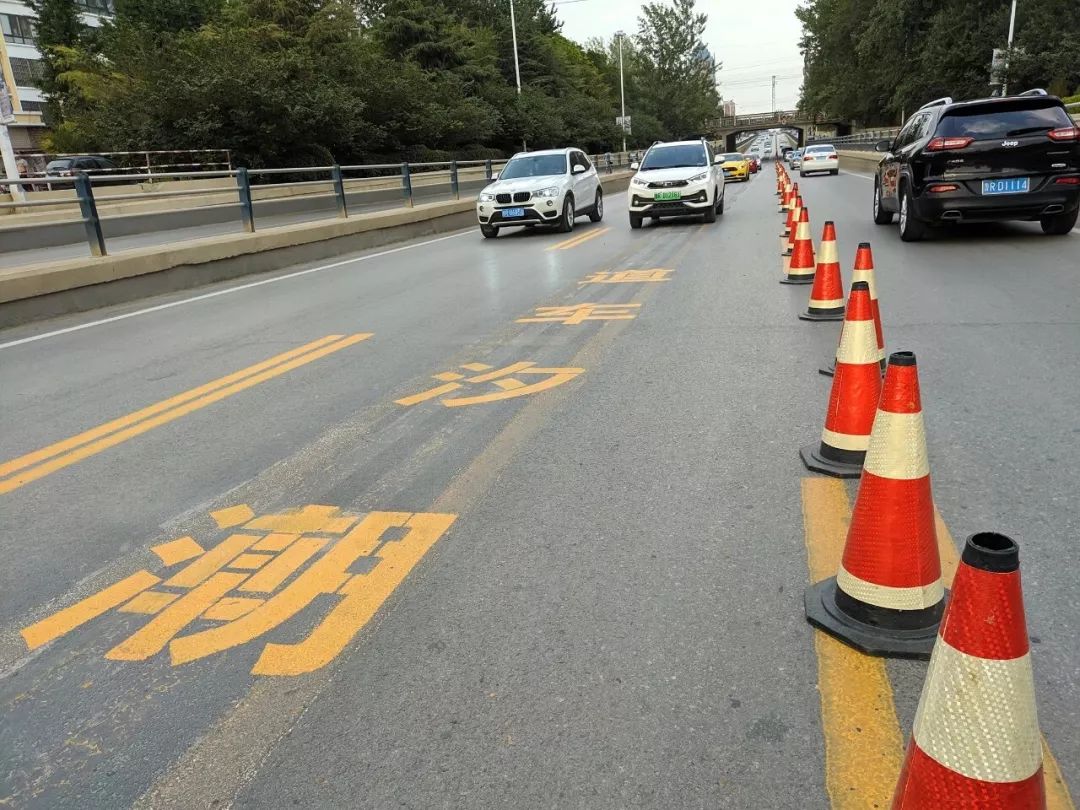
[928,184,959,193]
[1053,176,1080,185]
[926,136,974,151]
[1047,126,1079,142]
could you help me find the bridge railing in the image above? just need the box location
[0,151,638,262]
[806,128,901,151]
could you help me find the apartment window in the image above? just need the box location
[76,0,115,13]
[1,13,36,45]
[19,100,46,112]
[10,57,46,88]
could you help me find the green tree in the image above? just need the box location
[25,0,85,126]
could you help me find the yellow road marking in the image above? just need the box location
[801,478,904,809]
[547,227,609,251]
[22,570,161,650]
[0,334,371,495]
[804,480,1075,808]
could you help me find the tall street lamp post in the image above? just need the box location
[616,31,627,154]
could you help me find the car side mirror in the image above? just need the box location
[874,139,892,153]
[713,155,723,164]
[630,162,639,171]
[490,173,499,182]
[572,164,587,175]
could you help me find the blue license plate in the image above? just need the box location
[502,207,525,218]
[981,177,1030,195]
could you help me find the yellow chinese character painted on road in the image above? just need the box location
[20,505,456,676]
[516,303,641,325]
[395,362,584,408]
[580,269,673,285]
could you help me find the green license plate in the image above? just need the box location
[654,191,681,201]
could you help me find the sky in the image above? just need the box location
[552,0,806,114]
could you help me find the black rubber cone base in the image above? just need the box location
[780,276,815,286]
[819,359,836,377]
[798,308,845,322]
[800,443,864,478]
[804,578,943,660]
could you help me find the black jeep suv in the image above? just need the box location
[871,90,1079,241]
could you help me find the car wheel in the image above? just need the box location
[872,180,893,225]
[717,194,725,216]
[480,224,498,239]
[800,170,807,177]
[703,191,718,223]
[629,213,643,229]
[557,196,575,233]
[1040,208,1078,235]
[898,186,927,242]
[588,190,604,223]
[830,169,839,176]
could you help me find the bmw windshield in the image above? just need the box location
[500,155,567,179]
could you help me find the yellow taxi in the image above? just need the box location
[720,152,751,182]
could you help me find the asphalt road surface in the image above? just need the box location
[1,168,1077,809]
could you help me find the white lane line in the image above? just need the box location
[0,231,472,350]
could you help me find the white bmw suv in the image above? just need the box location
[627,140,725,228]
[476,148,603,238]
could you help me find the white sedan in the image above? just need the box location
[800,144,839,176]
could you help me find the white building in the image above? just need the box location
[0,0,113,152]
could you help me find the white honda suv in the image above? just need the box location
[627,139,725,228]
[476,148,603,238]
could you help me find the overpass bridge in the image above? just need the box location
[713,110,852,150]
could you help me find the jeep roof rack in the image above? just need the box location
[918,96,954,111]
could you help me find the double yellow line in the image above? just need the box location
[802,478,1075,809]
[548,227,610,252]
[0,334,372,495]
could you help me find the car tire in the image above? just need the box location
[1040,208,1079,235]
[800,171,807,177]
[557,195,575,233]
[588,190,604,223]
[480,224,498,239]
[898,185,927,242]
[873,179,893,225]
[629,213,643,229]
[830,169,839,176]
[703,191,718,223]
[717,194,725,216]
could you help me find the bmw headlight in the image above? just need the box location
[687,172,708,184]
[479,192,496,202]
[534,186,560,198]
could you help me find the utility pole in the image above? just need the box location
[616,31,627,154]
[771,75,777,113]
[509,0,525,151]
[1003,0,1018,95]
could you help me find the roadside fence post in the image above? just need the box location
[485,159,493,181]
[74,171,107,257]
[606,152,613,174]
[450,160,460,200]
[236,167,255,233]
[401,162,414,208]
[332,164,348,218]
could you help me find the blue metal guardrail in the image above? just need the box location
[0,151,635,259]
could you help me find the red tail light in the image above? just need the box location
[1047,126,1079,142]
[926,136,974,151]
[803,156,813,161]
[928,184,959,193]
[1053,176,1080,185]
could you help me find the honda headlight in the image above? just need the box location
[687,172,708,184]
[534,186,560,198]
[479,192,496,202]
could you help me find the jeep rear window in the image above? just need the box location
[935,104,1073,140]
[641,145,707,170]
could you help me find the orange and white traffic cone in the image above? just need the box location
[893,532,1044,808]
[820,242,886,376]
[799,221,845,321]
[800,281,879,476]
[781,206,814,284]
[782,196,803,255]
[779,181,791,214]
[805,351,946,658]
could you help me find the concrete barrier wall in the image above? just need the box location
[838,151,883,175]
[0,172,634,328]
